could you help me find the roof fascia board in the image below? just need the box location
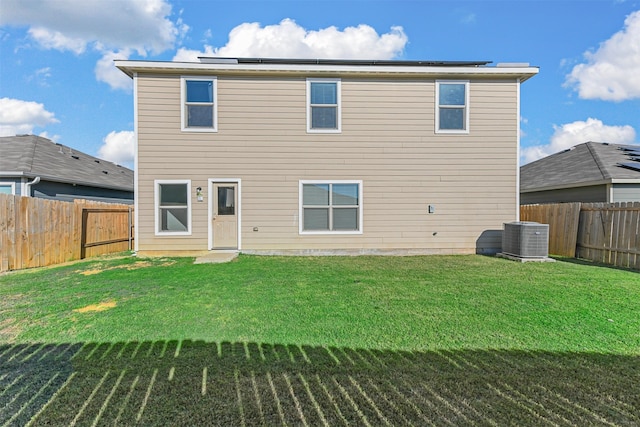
[115,60,539,80]
[521,179,613,193]
[611,178,640,184]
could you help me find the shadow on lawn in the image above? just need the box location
[553,256,640,273]
[1,341,639,426]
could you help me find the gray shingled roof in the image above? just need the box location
[0,135,133,192]
[521,141,640,192]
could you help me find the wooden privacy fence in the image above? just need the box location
[521,202,640,270]
[0,194,134,272]
[576,202,640,269]
[520,203,581,258]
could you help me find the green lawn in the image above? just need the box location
[1,254,639,425]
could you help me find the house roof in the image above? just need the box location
[0,135,133,192]
[520,141,640,193]
[115,57,539,82]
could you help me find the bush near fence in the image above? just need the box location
[0,194,133,272]
[521,202,640,270]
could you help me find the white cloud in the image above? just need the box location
[1,0,185,90]
[173,45,216,62]
[26,67,52,86]
[38,131,61,142]
[173,19,408,61]
[1,0,181,54]
[521,118,636,164]
[98,130,135,165]
[565,10,640,101]
[28,26,87,54]
[95,49,133,91]
[0,97,59,136]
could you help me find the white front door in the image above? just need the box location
[212,183,238,249]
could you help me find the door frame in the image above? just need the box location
[208,178,241,250]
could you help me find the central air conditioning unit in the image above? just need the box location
[502,222,549,258]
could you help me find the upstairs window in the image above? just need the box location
[181,77,217,132]
[436,81,469,133]
[307,78,341,133]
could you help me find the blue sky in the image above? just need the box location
[1,0,640,169]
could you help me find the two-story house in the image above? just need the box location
[115,57,538,256]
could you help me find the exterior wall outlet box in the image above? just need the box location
[428,205,435,214]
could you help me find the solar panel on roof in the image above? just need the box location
[618,162,640,172]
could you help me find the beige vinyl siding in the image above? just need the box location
[613,184,640,202]
[136,73,519,254]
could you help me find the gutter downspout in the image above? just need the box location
[25,176,40,197]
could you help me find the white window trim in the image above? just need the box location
[155,179,192,236]
[181,76,218,132]
[0,182,16,195]
[299,180,363,235]
[435,80,470,134]
[306,78,342,133]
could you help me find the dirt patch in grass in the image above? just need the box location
[79,269,102,276]
[76,259,176,276]
[73,300,117,313]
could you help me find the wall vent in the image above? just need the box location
[502,222,549,258]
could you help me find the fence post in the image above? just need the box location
[80,208,88,260]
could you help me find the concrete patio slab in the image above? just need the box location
[194,251,239,264]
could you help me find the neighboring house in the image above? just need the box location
[520,141,640,205]
[115,57,538,256]
[0,135,134,204]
